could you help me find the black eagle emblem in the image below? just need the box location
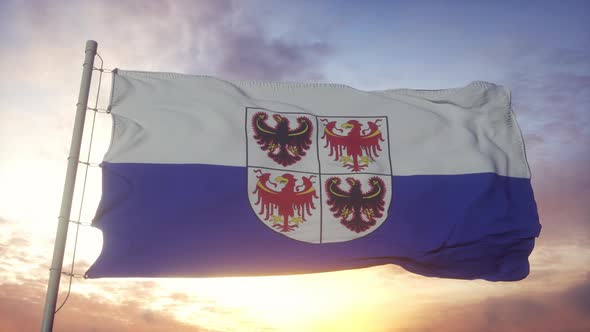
[251,112,314,167]
[325,177,387,233]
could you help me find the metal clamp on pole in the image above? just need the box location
[40,40,98,332]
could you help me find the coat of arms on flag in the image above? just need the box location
[246,107,393,244]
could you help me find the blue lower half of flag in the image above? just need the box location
[87,163,540,281]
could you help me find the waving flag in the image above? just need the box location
[87,70,540,281]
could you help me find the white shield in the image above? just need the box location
[246,107,392,243]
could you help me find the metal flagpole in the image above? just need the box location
[40,40,98,332]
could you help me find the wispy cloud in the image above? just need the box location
[0,282,215,332]
[563,273,590,315]
[403,275,590,332]
[0,0,332,83]
[213,32,332,81]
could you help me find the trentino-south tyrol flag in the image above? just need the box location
[86,70,541,281]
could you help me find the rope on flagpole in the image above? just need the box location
[86,107,110,114]
[54,52,111,313]
[68,220,93,227]
[92,67,114,73]
[78,161,101,167]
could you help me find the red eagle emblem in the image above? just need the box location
[321,119,384,172]
[252,112,314,167]
[252,170,318,232]
[325,177,386,233]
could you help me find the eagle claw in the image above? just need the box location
[272,224,298,232]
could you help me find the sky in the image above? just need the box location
[0,0,589,331]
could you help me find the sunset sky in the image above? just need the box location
[0,0,589,331]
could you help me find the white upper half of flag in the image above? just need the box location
[104,70,530,178]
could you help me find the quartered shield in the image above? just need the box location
[245,107,393,243]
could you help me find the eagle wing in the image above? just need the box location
[360,177,386,221]
[252,112,280,151]
[360,121,384,159]
[325,177,353,217]
[293,176,318,220]
[322,120,350,160]
[252,172,282,221]
[287,116,313,157]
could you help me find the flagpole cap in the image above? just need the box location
[85,40,98,54]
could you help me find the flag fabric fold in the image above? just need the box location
[87,70,540,281]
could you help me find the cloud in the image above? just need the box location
[27,268,588,332]
[7,235,29,247]
[211,25,332,80]
[483,298,548,330]
[528,158,590,244]
[503,50,590,143]
[0,0,335,167]
[540,47,590,68]
[0,0,333,83]
[403,276,590,332]
[563,274,590,315]
[0,282,214,332]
